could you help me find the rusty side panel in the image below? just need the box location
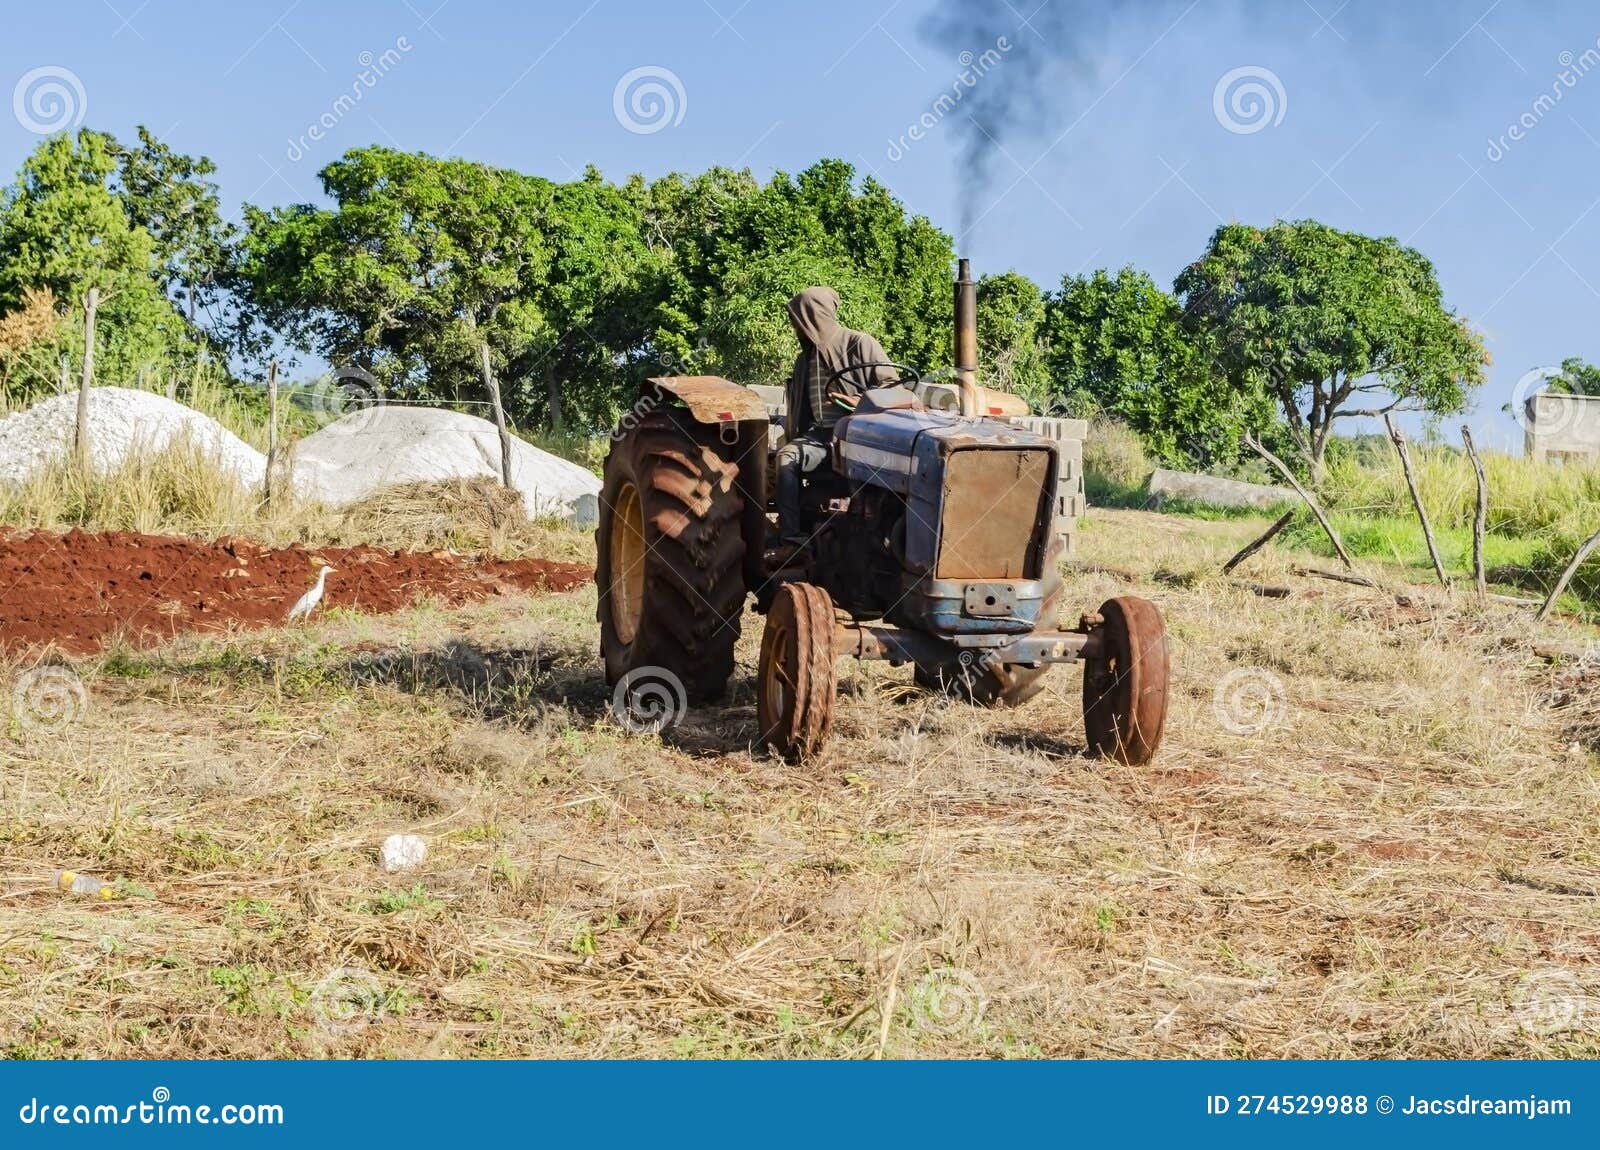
[648,376,770,425]
[935,447,1051,580]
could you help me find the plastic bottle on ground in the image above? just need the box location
[55,870,115,900]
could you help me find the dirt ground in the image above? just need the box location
[0,528,591,654]
[1,508,1596,1059]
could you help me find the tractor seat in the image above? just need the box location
[851,386,923,416]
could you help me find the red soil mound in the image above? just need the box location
[0,529,593,655]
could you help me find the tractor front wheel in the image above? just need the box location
[757,582,837,761]
[1081,595,1169,765]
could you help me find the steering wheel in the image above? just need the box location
[824,361,923,398]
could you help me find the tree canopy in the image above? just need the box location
[0,127,1498,482]
[1041,268,1260,464]
[235,150,955,431]
[1176,220,1487,472]
[0,127,226,399]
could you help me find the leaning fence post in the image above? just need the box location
[1536,525,1600,621]
[1383,414,1450,590]
[1460,426,1489,601]
[1244,434,1355,569]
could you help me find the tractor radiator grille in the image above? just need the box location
[935,447,1051,580]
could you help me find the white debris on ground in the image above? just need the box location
[292,405,601,524]
[380,833,428,873]
[0,387,267,487]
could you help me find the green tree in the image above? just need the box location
[975,270,1049,405]
[0,129,191,398]
[638,159,952,384]
[113,126,235,331]
[1043,268,1250,464]
[1549,356,1600,395]
[237,153,958,430]
[1176,220,1488,473]
[236,147,557,408]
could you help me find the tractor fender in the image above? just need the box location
[645,375,770,425]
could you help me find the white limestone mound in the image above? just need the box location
[0,387,267,487]
[291,405,602,523]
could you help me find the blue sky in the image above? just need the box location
[3,0,1599,450]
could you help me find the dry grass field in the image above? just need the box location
[2,507,1597,1059]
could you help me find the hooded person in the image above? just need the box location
[776,287,900,543]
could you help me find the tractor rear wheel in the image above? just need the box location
[596,414,747,703]
[914,535,1064,707]
[757,582,837,761]
[1081,595,1169,765]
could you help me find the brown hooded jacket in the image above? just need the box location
[783,287,899,438]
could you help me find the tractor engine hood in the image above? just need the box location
[834,408,1060,578]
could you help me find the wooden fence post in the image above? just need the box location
[74,285,99,471]
[1460,426,1489,601]
[264,360,279,510]
[480,340,514,489]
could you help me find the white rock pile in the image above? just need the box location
[0,389,602,526]
[0,387,267,487]
[291,405,601,524]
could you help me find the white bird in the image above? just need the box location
[286,565,335,621]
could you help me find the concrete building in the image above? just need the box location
[1525,391,1600,465]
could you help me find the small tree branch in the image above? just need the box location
[1222,510,1295,575]
[1244,433,1354,567]
[1293,564,1379,589]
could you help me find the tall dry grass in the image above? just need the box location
[0,439,587,563]
[1320,445,1600,537]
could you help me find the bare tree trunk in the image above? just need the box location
[481,341,514,489]
[1460,425,1488,601]
[1244,433,1354,568]
[1223,510,1295,575]
[264,360,279,511]
[75,286,99,471]
[546,374,563,434]
[1536,526,1600,621]
[1383,414,1450,590]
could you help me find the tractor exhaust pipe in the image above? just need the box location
[954,257,980,418]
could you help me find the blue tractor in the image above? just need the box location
[596,261,1169,764]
